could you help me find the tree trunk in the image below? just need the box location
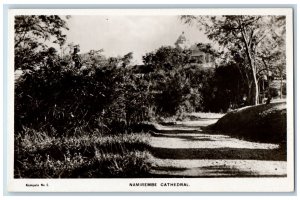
[253,75,259,105]
[240,25,259,105]
[247,82,253,105]
[247,54,259,105]
[280,73,283,99]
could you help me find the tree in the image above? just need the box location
[181,15,286,105]
[14,15,69,70]
[143,46,191,71]
[255,16,286,99]
[142,46,191,116]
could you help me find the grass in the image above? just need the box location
[208,102,287,145]
[14,128,152,178]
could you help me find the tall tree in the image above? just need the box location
[255,16,286,98]
[181,15,286,105]
[14,15,69,70]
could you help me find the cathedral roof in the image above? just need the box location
[175,32,190,49]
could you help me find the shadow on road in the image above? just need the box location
[150,165,286,178]
[150,147,286,161]
[151,133,216,141]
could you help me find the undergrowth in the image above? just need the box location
[15,128,152,178]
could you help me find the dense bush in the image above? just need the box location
[141,46,251,115]
[202,64,248,112]
[15,61,154,178]
[15,63,152,136]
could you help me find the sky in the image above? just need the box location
[64,15,211,64]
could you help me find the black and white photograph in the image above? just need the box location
[8,8,294,192]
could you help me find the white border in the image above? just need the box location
[7,8,294,192]
[9,8,294,16]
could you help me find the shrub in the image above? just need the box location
[15,63,153,136]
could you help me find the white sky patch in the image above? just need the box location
[64,15,211,64]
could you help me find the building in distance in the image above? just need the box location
[175,31,215,68]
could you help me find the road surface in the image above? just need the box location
[148,118,286,177]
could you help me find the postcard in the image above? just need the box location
[7,8,294,192]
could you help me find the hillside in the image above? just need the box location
[208,102,287,145]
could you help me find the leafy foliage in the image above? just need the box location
[15,62,152,135]
[142,46,222,115]
[14,15,69,70]
[181,15,286,105]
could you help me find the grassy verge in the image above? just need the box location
[208,102,287,145]
[15,129,152,178]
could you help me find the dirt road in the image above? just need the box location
[148,118,287,177]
